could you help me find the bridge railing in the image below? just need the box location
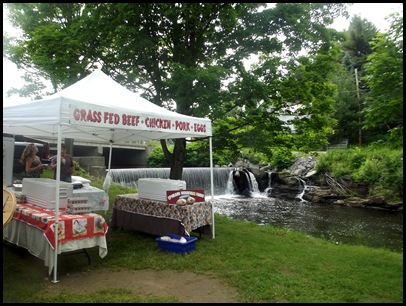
[326,139,349,150]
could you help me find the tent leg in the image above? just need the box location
[209,137,215,239]
[51,124,63,283]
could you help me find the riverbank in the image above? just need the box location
[246,151,403,212]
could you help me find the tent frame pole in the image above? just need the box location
[209,136,215,239]
[51,124,62,283]
[108,142,113,171]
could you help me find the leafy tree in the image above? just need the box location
[4,3,349,178]
[362,12,403,147]
[147,140,234,167]
[329,69,361,145]
[332,16,378,146]
[4,3,97,92]
[276,44,341,152]
[147,145,171,168]
[341,15,378,72]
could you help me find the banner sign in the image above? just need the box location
[166,189,205,204]
[69,104,210,136]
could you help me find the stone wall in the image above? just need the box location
[74,156,107,179]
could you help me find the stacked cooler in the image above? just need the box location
[22,178,73,209]
[137,178,186,202]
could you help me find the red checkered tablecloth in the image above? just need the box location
[13,203,108,249]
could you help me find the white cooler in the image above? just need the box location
[22,178,73,209]
[137,178,186,202]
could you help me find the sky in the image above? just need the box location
[2,3,403,103]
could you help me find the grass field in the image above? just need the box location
[3,172,403,303]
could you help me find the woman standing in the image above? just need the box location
[19,143,47,178]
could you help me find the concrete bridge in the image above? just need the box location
[48,141,152,178]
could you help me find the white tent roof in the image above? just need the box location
[3,70,212,142]
[3,70,215,282]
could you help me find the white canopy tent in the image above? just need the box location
[3,70,215,283]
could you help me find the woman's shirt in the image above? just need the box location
[26,158,41,178]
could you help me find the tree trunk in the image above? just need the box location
[160,138,187,180]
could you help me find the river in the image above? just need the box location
[209,194,403,253]
[105,167,403,253]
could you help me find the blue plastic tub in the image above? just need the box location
[156,234,198,254]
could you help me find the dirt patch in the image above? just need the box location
[43,267,239,303]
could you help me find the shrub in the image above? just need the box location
[269,148,295,171]
[316,146,403,201]
[147,145,171,167]
[315,149,353,176]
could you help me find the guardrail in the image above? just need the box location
[326,139,348,150]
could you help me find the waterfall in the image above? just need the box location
[265,171,273,195]
[105,167,233,196]
[246,170,260,195]
[225,168,264,197]
[295,177,308,202]
[225,171,235,194]
[104,167,307,199]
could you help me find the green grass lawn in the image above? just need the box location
[3,171,403,303]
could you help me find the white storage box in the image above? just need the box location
[13,184,22,191]
[66,197,92,214]
[137,178,186,202]
[22,178,73,210]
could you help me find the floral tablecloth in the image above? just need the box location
[113,194,212,234]
[13,203,108,249]
[73,185,109,211]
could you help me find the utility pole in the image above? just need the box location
[355,68,362,146]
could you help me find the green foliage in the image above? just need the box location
[269,148,295,171]
[4,3,97,93]
[353,159,381,183]
[147,144,172,167]
[384,126,404,149]
[349,146,367,169]
[72,160,88,177]
[240,148,262,165]
[331,13,403,147]
[330,68,362,145]
[316,149,354,177]
[362,12,403,138]
[4,3,350,168]
[352,148,403,197]
[316,146,403,200]
[146,140,237,168]
[6,4,403,178]
[275,45,342,151]
[331,16,378,147]
[341,15,378,71]
[184,141,211,167]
